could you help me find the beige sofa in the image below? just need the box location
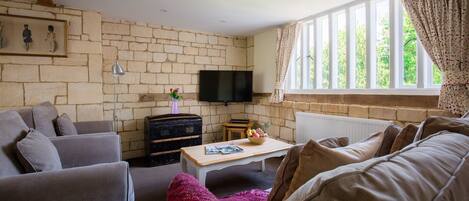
[281,115,469,201]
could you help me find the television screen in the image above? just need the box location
[199,70,253,102]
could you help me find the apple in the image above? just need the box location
[252,133,260,138]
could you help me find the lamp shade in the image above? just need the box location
[112,62,125,77]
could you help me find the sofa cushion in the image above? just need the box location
[316,136,349,148]
[268,137,349,201]
[16,129,62,173]
[16,108,34,128]
[389,124,419,153]
[414,116,469,141]
[285,131,469,201]
[283,132,383,199]
[32,102,58,137]
[56,113,78,136]
[375,124,401,157]
[0,111,29,177]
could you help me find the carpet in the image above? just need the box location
[129,157,283,201]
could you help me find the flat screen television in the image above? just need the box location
[199,70,253,103]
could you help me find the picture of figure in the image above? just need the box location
[22,24,32,51]
[45,25,56,52]
[0,21,4,48]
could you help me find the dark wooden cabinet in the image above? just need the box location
[144,113,202,166]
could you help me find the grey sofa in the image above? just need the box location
[0,106,134,201]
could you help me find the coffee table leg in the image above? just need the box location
[196,169,207,186]
[260,160,266,172]
[180,153,188,173]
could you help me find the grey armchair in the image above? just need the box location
[0,110,134,201]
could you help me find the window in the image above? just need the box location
[376,0,390,88]
[288,0,440,94]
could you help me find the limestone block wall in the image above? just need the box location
[245,95,457,143]
[100,18,248,159]
[0,1,104,122]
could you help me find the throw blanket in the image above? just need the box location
[167,173,269,201]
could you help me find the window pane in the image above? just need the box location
[320,16,330,88]
[308,24,315,88]
[294,34,302,88]
[337,12,347,89]
[432,63,442,85]
[403,10,417,86]
[376,0,390,88]
[355,5,367,88]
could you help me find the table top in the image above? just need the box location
[223,121,254,128]
[181,137,293,166]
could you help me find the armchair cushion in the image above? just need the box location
[0,110,28,177]
[56,113,78,136]
[32,102,58,137]
[16,129,62,173]
[283,132,384,199]
[74,120,113,134]
[0,162,133,201]
[50,133,121,168]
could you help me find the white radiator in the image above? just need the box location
[296,112,392,144]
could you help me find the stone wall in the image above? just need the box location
[100,18,249,159]
[0,1,104,122]
[0,0,249,159]
[245,95,456,143]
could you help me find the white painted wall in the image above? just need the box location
[253,28,277,93]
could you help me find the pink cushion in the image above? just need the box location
[168,173,268,201]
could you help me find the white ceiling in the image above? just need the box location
[56,0,353,36]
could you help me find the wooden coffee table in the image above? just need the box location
[180,137,292,186]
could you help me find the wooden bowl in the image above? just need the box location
[248,136,266,145]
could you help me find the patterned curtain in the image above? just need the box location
[402,0,469,115]
[270,23,300,103]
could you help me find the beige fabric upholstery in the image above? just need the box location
[375,124,401,157]
[268,137,349,201]
[389,124,419,153]
[316,137,349,148]
[285,132,469,201]
[415,116,469,141]
[283,132,383,199]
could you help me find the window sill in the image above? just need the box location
[286,88,440,96]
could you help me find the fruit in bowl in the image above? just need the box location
[247,128,268,145]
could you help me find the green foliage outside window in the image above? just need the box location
[296,7,442,89]
[403,12,417,85]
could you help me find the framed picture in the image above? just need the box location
[0,14,67,57]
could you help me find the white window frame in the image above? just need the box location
[287,0,440,96]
